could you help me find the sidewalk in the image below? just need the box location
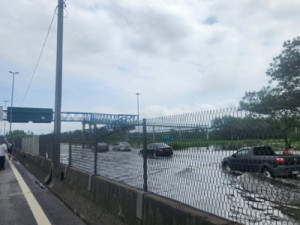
[0,156,86,225]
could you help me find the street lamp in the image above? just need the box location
[2,100,8,135]
[135,92,140,122]
[9,71,19,134]
[135,92,141,137]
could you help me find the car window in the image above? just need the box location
[153,144,159,148]
[147,144,154,149]
[121,142,130,146]
[236,149,250,156]
[156,143,169,148]
[253,146,275,156]
[147,143,170,149]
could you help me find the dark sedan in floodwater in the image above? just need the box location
[140,143,173,158]
[96,142,109,152]
[91,142,109,152]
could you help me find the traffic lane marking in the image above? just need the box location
[8,159,52,225]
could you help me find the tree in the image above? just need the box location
[7,130,34,141]
[240,37,300,148]
[211,116,277,140]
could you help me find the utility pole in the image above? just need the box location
[9,71,19,135]
[53,0,64,178]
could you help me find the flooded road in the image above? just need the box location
[60,144,300,225]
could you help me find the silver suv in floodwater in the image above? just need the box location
[112,142,132,151]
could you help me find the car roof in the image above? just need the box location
[148,143,169,147]
[253,146,272,150]
[116,142,131,145]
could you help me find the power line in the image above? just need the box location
[20,6,57,106]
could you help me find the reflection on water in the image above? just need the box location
[60,144,300,225]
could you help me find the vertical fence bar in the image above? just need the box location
[68,131,72,166]
[142,118,148,192]
[94,125,97,175]
[82,122,85,149]
[94,148,97,175]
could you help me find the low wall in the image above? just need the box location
[14,150,237,225]
[14,149,52,184]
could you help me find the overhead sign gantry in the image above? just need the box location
[3,107,138,126]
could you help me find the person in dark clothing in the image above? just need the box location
[7,141,14,160]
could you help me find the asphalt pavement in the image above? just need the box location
[0,156,86,225]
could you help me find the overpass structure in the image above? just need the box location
[1,110,138,126]
[60,112,139,142]
[2,109,210,133]
[60,112,138,126]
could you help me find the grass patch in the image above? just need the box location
[167,139,287,151]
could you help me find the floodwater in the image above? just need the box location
[60,144,300,225]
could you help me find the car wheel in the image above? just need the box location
[223,163,231,172]
[262,168,272,178]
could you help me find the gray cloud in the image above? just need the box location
[1,0,300,134]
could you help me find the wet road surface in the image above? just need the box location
[61,145,300,225]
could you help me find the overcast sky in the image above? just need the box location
[1,0,300,134]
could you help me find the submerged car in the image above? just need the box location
[112,142,132,151]
[221,146,300,177]
[140,143,173,158]
[95,142,109,152]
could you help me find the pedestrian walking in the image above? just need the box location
[7,141,14,160]
[0,140,8,171]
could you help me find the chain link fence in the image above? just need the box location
[22,108,300,224]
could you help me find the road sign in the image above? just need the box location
[7,107,53,123]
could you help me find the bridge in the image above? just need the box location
[2,109,139,126]
[60,112,138,125]
[2,108,211,139]
[2,108,211,129]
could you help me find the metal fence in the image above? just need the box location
[21,136,39,155]
[28,108,300,224]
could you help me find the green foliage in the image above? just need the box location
[210,116,282,140]
[167,139,286,151]
[7,130,34,142]
[60,127,138,147]
[267,37,300,94]
[240,37,300,148]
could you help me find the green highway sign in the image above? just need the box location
[7,107,53,123]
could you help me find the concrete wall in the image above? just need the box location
[13,149,237,225]
[14,149,52,184]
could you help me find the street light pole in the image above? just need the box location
[135,93,141,139]
[8,71,19,134]
[3,100,8,135]
[135,92,140,123]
